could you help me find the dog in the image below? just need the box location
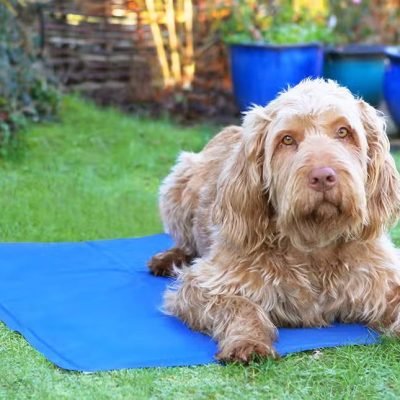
[148,79,400,363]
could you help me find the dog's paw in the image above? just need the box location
[148,252,175,277]
[147,248,193,277]
[216,340,279,364]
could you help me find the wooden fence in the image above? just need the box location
[42,0,236,118]
[40,0,400,118]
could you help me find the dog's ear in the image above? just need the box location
[359,100,400,239]
[212,106,273,252]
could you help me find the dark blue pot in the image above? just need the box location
[229,43,324,111]
[324,45,386,107]
[384,48,400,131]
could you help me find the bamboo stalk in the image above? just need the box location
[183,0,194,88]
[165,0,182,85]
[145,0,172,87]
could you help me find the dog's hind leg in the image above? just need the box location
[148,152,200,276]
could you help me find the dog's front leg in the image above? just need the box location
[163,261,278,363]
[213,296,278,363]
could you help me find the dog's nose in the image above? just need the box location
[308,167,337,192]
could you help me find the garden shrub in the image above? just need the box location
[0,0,60,153]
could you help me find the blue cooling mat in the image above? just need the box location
[0,234,379,372]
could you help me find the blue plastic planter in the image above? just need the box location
[384,49,400,132]
[229,43,324,111]
[324,45,386,107]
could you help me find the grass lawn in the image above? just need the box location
[1,96,400,400]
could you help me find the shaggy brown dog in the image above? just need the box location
[148,79,400,363]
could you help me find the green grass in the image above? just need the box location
[0,96,211,242]
[1,96,400,400]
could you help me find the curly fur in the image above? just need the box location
[148,79,400,363]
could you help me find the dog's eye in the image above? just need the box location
[337,127,349,138]
[282,135,295,145]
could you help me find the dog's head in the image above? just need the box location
[215,79,400,252]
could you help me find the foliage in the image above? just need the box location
[328,0,400,44]
[0,0,60,153]
[219,0,335,45]
[0,0,27,11]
